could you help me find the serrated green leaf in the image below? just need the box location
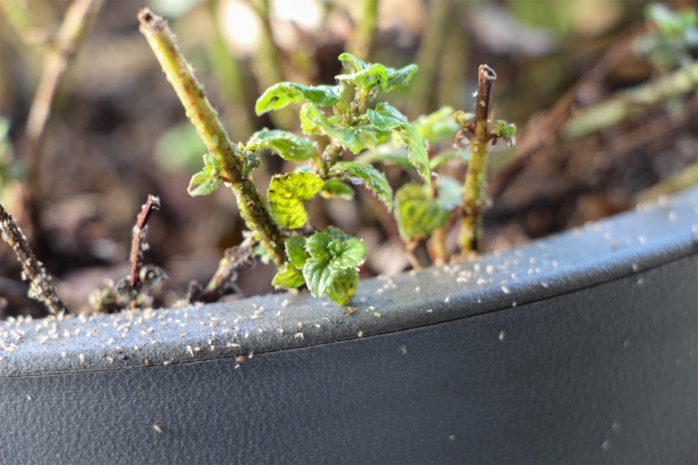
[298,229,365,303]
[394,124,430,184]
[272,263,306,289]
[394,183,450,240]
[268,172,324,229]
[305,230,332,261]
[384,63,418,92]
[255,82,341,115]
[325,268,359,305]
[302,259,337,298]
[367,102,407,131]
[327,236,366,268]
[320,179,355,199]
[306,229,366,269]
[336,58,417,95]
[336,63,389,91]
[330,161,393,211]
[246,129,318,162]
[300,103,381,154]
[285,235,308,268]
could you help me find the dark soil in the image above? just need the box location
[1,1,697,318]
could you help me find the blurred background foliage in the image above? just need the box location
[1,0,697,316]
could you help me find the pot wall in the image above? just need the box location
[2,187,698,464]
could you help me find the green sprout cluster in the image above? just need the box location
[188,53,430,305]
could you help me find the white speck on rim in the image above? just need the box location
[498,330,505,341]
[601,439,611,451]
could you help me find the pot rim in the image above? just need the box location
[2,187,698,377]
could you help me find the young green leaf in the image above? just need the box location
[336,54,418,94]
[320,179,355,199]
[336,63,389,92]
[337,53,369,72]
[256,82,341,115]
[299,228,366,303]
[492,120,517,146]
[302,260,337,299]
[285,235,309,268]
[325,268,359,306]
[246,129,318,162]
[305,230,333,262]
[188,171,222,197]
[384,63,418,92]
[453,111,475,126]
[268,172,324,229]
[300,103,381,154]
[187,153,223,196]
[240,149,261,176]
[326,236,367,268]
[394,183,450,240]
[330,161,393,211]
[272,262,306,289]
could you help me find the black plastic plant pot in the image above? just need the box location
[2,187,698,465]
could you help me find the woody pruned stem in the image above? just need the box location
[0,202,67,315]
[129,194,160,290]
[137,8,286,266]
[460,64,497,254]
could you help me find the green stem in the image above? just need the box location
[138,9,286,266]
[409,0,452,118]
[460,64,496,254]
[563,59,698,140]
[346,0,378,62]
[23,0,104,247]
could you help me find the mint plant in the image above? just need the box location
[138,8,515,306]
[239,53,430,305]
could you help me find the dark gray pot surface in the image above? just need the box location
[2,187,698,464]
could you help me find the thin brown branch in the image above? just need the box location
[129,195,160,289]
[0,202,67,315]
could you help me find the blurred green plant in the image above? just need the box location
[0,117,26,193]
[635,3,698,73]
